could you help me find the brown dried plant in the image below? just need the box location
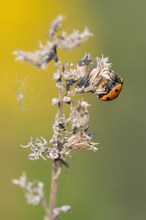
[12,15,123,220]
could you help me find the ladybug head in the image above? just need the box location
[98,75,123,101]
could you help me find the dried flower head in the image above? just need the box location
[21,137,48,160]
[66,55,123,101]
[88,56,123,101]
[63,131,98,152]
[14,16,92,69]
[53,205,71,217]
[14,49,56,69]
[63,54,92,91]
[67,100,90,133]
[20,137,60,161]
[56,27,93,50]
[12,173,45,206]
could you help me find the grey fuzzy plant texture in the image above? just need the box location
[12,15,123,220]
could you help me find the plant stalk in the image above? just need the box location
[46,79,64,220]
[46,160,61,220]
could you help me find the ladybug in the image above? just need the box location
[98,75,123,101]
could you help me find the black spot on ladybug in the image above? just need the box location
[106,97,110,101]
[115,89,119,92]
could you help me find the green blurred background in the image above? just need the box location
[0,0,146,219]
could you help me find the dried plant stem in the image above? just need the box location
[56,80,64,119]
[47,80,64,220]
[47,160,61,220]
[42,200,49,218]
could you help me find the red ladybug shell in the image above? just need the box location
[99,83,123,101]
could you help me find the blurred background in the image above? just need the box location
[0,0,146,219]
